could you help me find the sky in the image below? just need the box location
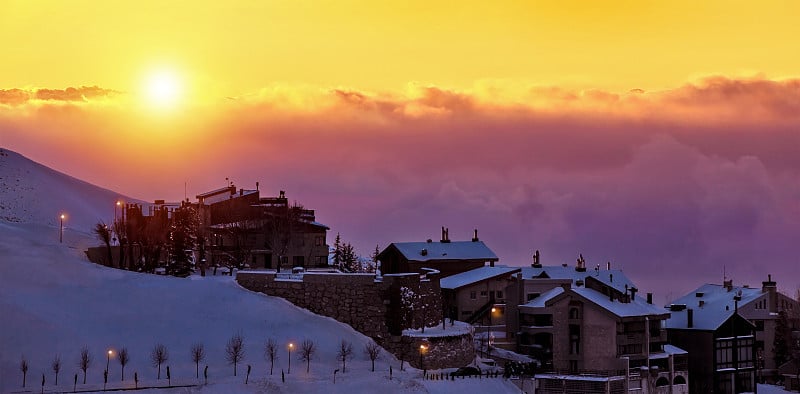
[1,0,799,300]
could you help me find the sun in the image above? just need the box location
[144,70,182,108]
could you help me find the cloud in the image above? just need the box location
[0,86,119,106]
[2,75,799,299]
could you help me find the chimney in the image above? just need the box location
[646,292,653,304]
[239,188,244,196]
[724,279,733,292]
[607,261,611,270]
[630,287,638,301]
[762,274,778,313]
[532,250,542,268]
[256,181,259,191]
[472,229,479,242]
[575,254,586,272]
[609,273,613,283]
[687,308,694,328]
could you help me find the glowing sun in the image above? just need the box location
[144,70,182,108]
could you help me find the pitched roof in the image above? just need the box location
[664,283,763,331]
[520,265,636,295]
[521,287,565,308]
[388,241,498,262]
[571,287,668,318]
[440,266,521,290]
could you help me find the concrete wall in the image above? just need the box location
[236,271,474,369]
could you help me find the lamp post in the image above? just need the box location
[486,307,496,357]
[419,344,427,371]
[106,350,113,374]
[288,343,293,374]
[59,214,65,243]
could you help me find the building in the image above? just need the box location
[377,228,499,278]
[503,253,687,393]
[665,280,758,393]
[197,185,329,270]
[440,266,521,350]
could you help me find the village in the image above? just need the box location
[84,183,800,394]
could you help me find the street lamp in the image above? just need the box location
[106,349,113,373]
[288,343,293,374]
[59,214,66,243]
[487,307,497,356]
[419,344,428,372]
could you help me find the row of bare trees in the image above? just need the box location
[19,336,384,388]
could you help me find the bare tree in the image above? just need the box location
[151,344,168,379]
[93,222,114,266]
[191,343,205,378]
[51,354,61,385]
[337,340,353,373]
[364,341,382,372]
[112,218,127,269]
[78,346,91,384]
[20,356,28,387]
[264,338,278,375]
[118,347,129,381]
[226,333,246,376]
[300,339,316,373]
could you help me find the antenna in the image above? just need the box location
[723,265,727,282]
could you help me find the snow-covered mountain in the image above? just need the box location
[0,148,519,393]
[0,148,141,232]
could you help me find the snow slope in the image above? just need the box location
[0,148,142,232]
[0,149,519,393]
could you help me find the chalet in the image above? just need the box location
[665,280,758,394]
[440,266,521,349]
[378,228,498,278]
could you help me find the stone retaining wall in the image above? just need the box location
[236,270,474,368]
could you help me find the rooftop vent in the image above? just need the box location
[696,292,704,298]
[472,229,479,242]
[440,227,450,243]
[531,250,542,268]
[669,304,687,312]
[420,249,428,256]
[576,279,584,287]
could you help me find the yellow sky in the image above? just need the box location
[2,0,799,100]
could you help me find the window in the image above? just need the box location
[569,308,580,319]
[470,291,477,300]
[527,293,540,301]
[489,290,496,300]
[315,256,326,266]
[292,256,304,266]
[569,360,578,373]
[497,291,504,299]
[569,324,581,355]
[480,291,488,298]
[315,236,324,246]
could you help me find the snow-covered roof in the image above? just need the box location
[520,285,665,319]
[520,265,636,295]
[664,283,763,331]
[389,241,499,262]
[440,266,521,290]
[521,286,565,308]
[571,287,668,318]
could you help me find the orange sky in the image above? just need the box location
[2,0,800,99]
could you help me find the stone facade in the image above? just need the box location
[236,270,474,368]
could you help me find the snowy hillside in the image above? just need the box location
[0,149,520,393]
[0,148,142,232]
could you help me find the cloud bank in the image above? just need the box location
[2,76,799,300]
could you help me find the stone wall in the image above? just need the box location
[236,270,474,368]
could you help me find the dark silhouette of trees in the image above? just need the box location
[93,222,113,266]
[19,356,28,387]
[264,338,278,375]
[337,340,353,373]
[112,219,127,269]
[266,202,305,271]
[118,347,129,381]
[300,339,316,373]
[150,344,168,379]
[226,333,245,376]
[364,341,381,372]
[190,343,205,379]
[51,354,61,385]
[78,346,91,384]
[168,204,199,276]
